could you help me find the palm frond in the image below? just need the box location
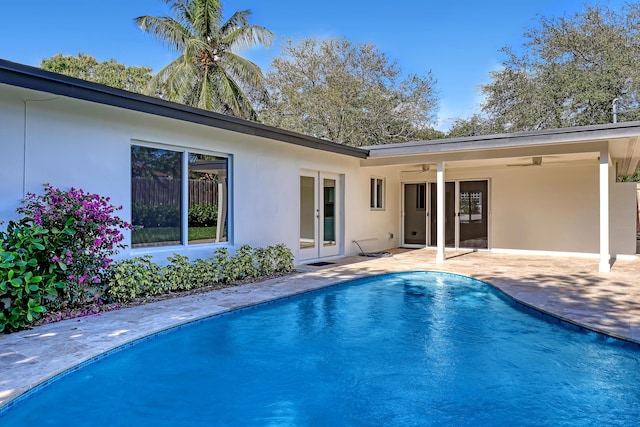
[219,52,264,88]
[164,0,192,27]
[144,57,184,96]
[135,15,193,52]
[139,0,269,119]
[220,10,251,35]
[197,69,214,110]
[190,0,223,40]
[222,18,273,50]
[211,63,257,119]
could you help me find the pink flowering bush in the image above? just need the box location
[17,184,132,304]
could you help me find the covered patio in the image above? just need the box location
[364,122,640,272]
[2,249,639,408]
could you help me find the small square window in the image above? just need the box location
[370,177,385,210]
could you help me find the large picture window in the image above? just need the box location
[131,145,229,248]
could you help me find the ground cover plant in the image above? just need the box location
[102,244,293,304]
[0,184,294,333]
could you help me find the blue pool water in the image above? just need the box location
[2,272,640,426]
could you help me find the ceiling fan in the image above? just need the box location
[507,156,567,167]
[401,164,431,174]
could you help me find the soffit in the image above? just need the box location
[362,127,640,176]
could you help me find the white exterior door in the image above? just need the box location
[299,171,341,260]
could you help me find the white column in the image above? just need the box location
[436,161,445,263]
[599,148,611,273]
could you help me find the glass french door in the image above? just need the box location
[429,182,456,247]
[402,183,427,246]
[400,180,488,249]
[299,171,341,260]
[458,180,488,249]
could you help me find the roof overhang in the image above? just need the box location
[363,123,640,176]
[0,59,369,159]
[4,58,640,172]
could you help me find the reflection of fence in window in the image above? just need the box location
[132,178,218,207]
[460,191,483,222]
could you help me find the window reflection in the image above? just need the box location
[131,146,229,247]
[131,146,182,247]
[188,154,228,244]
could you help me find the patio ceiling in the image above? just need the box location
[361,123,640,177]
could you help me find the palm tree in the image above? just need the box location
[136,0,273,119]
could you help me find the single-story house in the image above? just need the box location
[2,58,639,273]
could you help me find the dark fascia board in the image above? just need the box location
[0,58,369,159]
[365,121,640,157]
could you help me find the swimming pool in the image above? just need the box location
[2,271,639,425]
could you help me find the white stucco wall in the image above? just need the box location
[490,164,600,254]
[0,88,28,222]
[0,85,399,264]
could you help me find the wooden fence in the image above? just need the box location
[132,178,218,206]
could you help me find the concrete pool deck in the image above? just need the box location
[1,248,640,409]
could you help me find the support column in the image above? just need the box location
[599,148,611,273]
[436,161,445,263]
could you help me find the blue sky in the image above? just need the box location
[0,0,629,131]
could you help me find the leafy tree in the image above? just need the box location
[446,114,503,138]
[259,37,439,146]
[40,53,152,93]
[135,0,273,120]
[480,3,640,132]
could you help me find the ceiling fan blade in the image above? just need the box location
[507,156,542,167]
[401,165,430,173]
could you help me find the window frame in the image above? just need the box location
[130,141,231,249]
[370,177,385,210]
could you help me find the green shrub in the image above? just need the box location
[188,204,218,227]
[210,244,293,283]
[131,203,180,228]
[192,258,217,285]
[272,244,294,273]
[0,221,67,332]
[255,247,276,277]
[2,239,294,332]
[103,256,163,303]
[211,247,230,282]
[162,254,194,291]
[227,245,258,281]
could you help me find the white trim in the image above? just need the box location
[299,170,343,260]
[370,176,385,210]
